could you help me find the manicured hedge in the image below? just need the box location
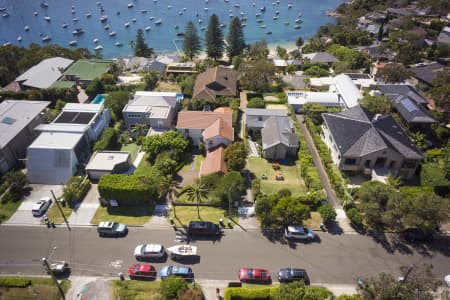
[223,286,278,300]
[420,163,449,187]
[298,132,323,192]
[98,174,158,205]
[0,277,31,288]
[93,128,117,152]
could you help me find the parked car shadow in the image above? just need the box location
[169,255,201,265]
[136,255,168,263]
[326,221,343,235]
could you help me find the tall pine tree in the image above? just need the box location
[226,17,245,62]
[183,21,201,60]
[134,29,154,57]
[205,14,224,60]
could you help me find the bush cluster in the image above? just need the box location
[298,132,322,192]
[98,174,159,205]
[0,277,31,288]
[223,286,278,300]
[93,128,117,152]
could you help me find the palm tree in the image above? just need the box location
[159,175,179,217]
[180,182,209,219]
[131,123,148,136]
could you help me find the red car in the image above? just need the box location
[238,268,271,283]
[128,264,156,280]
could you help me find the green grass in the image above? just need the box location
[0,277,70,300]
[112,280,161,300]
[120,143,139,161]
[248,157,307,196]
[179,154,204,172]
[303,212,323,230]
[44,202,73,224]
[0,200,22,223]
[170,206,237,226]
[135,153,153,176]
[91,205,153,225]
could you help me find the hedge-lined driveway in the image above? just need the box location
[68,184,100,225]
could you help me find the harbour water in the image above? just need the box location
[0,0,344,58]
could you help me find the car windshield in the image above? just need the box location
[133,265,139,273]
[248,269,254,278]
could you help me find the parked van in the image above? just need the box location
[188,221,221,236]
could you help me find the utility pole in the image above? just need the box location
[42,258,66,300]
[227,188,232,222]
[50,190,71,231]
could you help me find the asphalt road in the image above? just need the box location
[0,226,449,284]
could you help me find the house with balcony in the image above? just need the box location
[321,105,422,179]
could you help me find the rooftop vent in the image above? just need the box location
[1,117,16,125]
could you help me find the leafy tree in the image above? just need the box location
[336,295,362,300]
[226,17,246,62]
[180,75,196,96]
[295,37,304,53]
[130,123,148,137]
[104,91,129,121]
[246,40,269,60]
[276,46,288,60]
[359,95,392,115]
[143,130,191,163]
[143,70,159,90]
[180,182,209,218]
[154,152,178,177]
[205,14,224,60]
[183,21,201,60]
[224,142,247,172]
[85,78,105,98]
[215,171,246,206]
[238,59,276,92]
[318,204,337,223]
[327,44,367,70]
[303,65,330,77]
[133,29,154,57]
[378,63,411,83]
[429,69,450,112]
[159,276,189,300]
[247,97,265,108]
[358,264,439,300]
[0,170,27,202]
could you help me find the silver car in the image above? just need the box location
[32,197,52,217]
[284,226,315,241]
[134,244,166,260]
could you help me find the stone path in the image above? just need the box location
[144,204,171,229]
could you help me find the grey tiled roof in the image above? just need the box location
[378,84,427,105]
[392,96,436,124]
[303,52,338,63]
[322,105,422,159]
[410,62,446,86]
[261,116,298,150]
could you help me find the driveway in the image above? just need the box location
[67,184,100,226]
[5,184,63,225]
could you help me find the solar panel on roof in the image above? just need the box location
[401,98,418,112]
[1,117,16,125]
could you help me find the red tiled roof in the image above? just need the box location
[202,117,234,141]
[176,110,232,129]
[200,146,227,176]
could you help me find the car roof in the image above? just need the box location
[171,265,191,274]
[144,244,162,253]
[287,226,306,233]
[137,264,154,272]
[98,221,114,228]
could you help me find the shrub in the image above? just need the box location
[318,204,337,222]
[252,178,261,199]
[62,176,91,207]
[93,128,117,152]
[98,174,159,205]
[346,208,363,227]
[159,276,188,300]
[0,277,31,288]
[420,163,449,187]
[247,97,265,108]
[224,142,247,172]
[223,286,278,300]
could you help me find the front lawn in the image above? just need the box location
[91,205,153,225]
[0,200,22,223]
[0,277,70,300]
[112,280,161,299]
[155,81,181,93]
[170,206,237,226]
[179,154,204,172]
[134,153,153,176]
[303,212,323,230]
[44,202,73,224]
[120,143,139,162]
[248,157,307,196]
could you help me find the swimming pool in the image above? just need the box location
[91,94,107,104]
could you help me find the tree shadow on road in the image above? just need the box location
[326,221,343,235]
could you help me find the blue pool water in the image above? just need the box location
[0,0,344,58]
[91,94,106,104]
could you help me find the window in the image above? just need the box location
[184,129,189,134]
[208,140,213,145]
[127,114,141,118]
[344,158,357,165]
[258,116,263,121]
[365,160,371,167]
[402,161,416,169]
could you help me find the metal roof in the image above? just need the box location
[85,151,131,172]
[16,57,73,89]
[335,74,363,108]
[29,132,84,149]
[0,100,50,148]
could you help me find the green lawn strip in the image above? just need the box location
[0,277,70,300]
[247,157,307,196]
[44,203,73,224]
[170,206,237,227]
[120,143,139,161]
[91,206,153,225]
[194,155,205,171]
[134,153,153,176]
[0,200,22,223]
[112,280,161,299]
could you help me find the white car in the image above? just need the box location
[134,244,165,260]
[284,226,315,241]
[32,197,52,216]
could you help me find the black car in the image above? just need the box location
[188,221,221,236]
[277,268,309,284]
